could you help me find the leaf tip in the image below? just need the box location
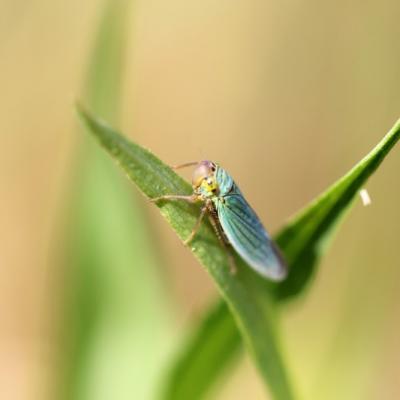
[74,101,90,122]
[74,103,104,141]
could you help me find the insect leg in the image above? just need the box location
[184,205,208,245]
[150,193,206,245]
[207,204,237,275]
[150,194,199,203]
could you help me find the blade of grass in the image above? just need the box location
[77,107,296,400]
[162,301,242,400]
[162,118,400,399]
[275,118,400,300]
[59,2,174,400]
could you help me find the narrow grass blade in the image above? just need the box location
[162,119,400,398]
[162,301,241,400]
[77,108,296,400]
[59,2,174,400]
[275,118,400,299]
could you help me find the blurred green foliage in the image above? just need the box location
[60,2,174,400]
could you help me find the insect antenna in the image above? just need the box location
[172,161,199,170]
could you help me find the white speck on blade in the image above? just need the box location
[359,188,372,206]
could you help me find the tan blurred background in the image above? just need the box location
[1,0,399,399]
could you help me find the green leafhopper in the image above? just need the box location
[152,161,287,281]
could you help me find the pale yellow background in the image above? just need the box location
[1,0,399,399]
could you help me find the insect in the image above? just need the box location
[151,161,287,281]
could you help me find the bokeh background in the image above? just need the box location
[1,0,399,399]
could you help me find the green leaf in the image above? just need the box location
[77,107,297,400]
[163,118,400,398]
[59,2,174,400]
[275,118,400,300]
[77,104,400,398]
[162,301,242,400]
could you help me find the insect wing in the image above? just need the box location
[215,165,233,195]
[216,191,287,281]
